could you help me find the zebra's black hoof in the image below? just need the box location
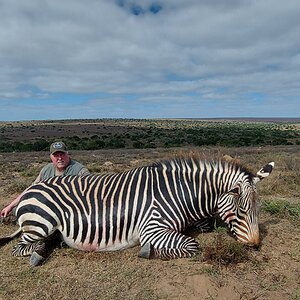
[30,251,45,266]
[139,243,152,259]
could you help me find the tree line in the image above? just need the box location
[0,122,299,152]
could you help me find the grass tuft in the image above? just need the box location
[200,233,250,266]
[262,199,300,223]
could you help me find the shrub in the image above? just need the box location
[200,233,249,265]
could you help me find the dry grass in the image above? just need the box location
[195,232,250,265]
[0,145,300,300]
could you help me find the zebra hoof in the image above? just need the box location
[139,243,152,259]
[30,251,45,266]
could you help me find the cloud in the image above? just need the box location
[0,0,299,120]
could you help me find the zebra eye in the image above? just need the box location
[228,186,240,196]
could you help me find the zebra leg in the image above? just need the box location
[140,227,199,260]
[192,218,212,233]
[12,235,48,266]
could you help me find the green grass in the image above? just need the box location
[262,199,300,223]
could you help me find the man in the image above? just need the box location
[0,141,90,218]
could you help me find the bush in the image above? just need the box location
[200,233,249,265]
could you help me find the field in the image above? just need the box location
[1,118,299,152]
[0,119,299,300]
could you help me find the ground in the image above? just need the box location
[0,145,299,300]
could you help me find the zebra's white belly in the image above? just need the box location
[61,235,140,252]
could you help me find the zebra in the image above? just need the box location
[0,157,274,265]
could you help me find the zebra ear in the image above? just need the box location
[253,162,275,185]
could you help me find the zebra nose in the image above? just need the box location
[248,232,260,249]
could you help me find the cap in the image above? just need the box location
[50,141,67,154]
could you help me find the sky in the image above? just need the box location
[0,0,300,121]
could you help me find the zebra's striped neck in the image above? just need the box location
[151,158,254,218]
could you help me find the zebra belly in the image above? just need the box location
[60,234,140,252]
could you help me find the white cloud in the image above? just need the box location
[0,0,299,119]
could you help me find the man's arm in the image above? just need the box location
[0,194,23,217]
[0,169,44,217]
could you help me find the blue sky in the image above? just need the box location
[0,0,299,121]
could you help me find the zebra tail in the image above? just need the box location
[0,228,22,247]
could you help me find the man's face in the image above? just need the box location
[50,151,70,170]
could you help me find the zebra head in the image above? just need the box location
[217,162,274,247]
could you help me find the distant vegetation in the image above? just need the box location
[0,119,299,152]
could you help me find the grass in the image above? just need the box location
[0,140,299,299]
[190,221,251,267]
[291,289,300,300]
[200,233,250,266]
[262,199,300,223]
[4,180,31,195]
[134,289,158,300]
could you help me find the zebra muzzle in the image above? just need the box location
[247,233,260,249]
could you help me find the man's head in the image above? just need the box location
[49,141,70,171]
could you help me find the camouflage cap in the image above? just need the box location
[50,141,67,154]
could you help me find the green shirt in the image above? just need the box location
[33,160,90,183]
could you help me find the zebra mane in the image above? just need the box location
[150,156,255,178]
